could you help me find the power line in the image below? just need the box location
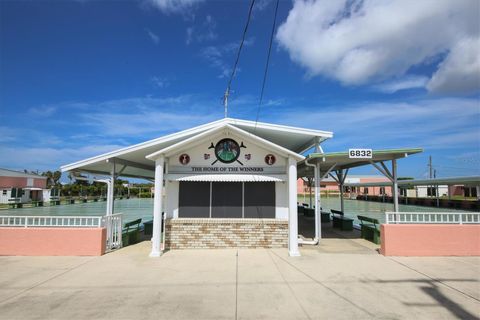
[223,0,256,118]
[255,0,280,114]
[254,0,280,132]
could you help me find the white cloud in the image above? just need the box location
[145,0,204,15]
[82,110,216,137]
[270,98,480,151]
[254,0,272,12]
[374,76,429,93]
[0,144,124,172]
[186,27,194,45]
[185,15,217,45]
[427,37,480,95]
[200,38,255,78]
[28,105,57,117]
[276,0,480,94]
[145,28,160,45]
[150,76,169,88]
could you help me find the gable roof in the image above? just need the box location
[146,124,305,161]
[61,118,330,179]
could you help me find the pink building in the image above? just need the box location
[297,175,392,196]
[0,168,48,204]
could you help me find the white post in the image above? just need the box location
[392,159,399,212]
[107,162,115,216]
[314,163,320,241]
[150,156,165,257]
[288,157,300,257]
[105,180,112,216]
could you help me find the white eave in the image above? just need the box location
[60,117,332,177]
[146,124,305,161]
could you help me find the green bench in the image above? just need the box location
[143,220,153,236]
[297,205,305,214]
[331,209,353,231]
[357,215,381,244]
[321,211,331,223]
[304,208,314,217]
[122,218,142,246]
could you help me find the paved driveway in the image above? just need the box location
[0,240,479,320]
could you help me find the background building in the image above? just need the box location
[0,168,48,204]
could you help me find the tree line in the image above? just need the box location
[38,170,153,198]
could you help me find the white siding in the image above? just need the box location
[166,181,179,219]
[275,182,289,219]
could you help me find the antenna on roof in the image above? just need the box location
[223,87,229,118]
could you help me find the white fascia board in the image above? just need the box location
[146,126,223,160]
[146,124,305,161]
[225,118,333,140]
[61,117,324,172]
[227,125,305,161]
[60,118,230,172]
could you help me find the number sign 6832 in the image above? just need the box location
[348,149,372,159]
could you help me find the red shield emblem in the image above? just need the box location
[265,154,276,165]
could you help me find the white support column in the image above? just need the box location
[315,162,321,240]
[392,159,399,212]
[308,177,313,208]
[107,161,116,215]
[288,157,300,257]
[150,156,165,257]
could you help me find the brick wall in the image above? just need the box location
[165,218,288,249]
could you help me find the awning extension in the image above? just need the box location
[170,174,285,182]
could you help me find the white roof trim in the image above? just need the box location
[225,118,333,139]
[61,118,228,172]
[146,124,305,161]
[61,117,328,172]
[172,174,285,182]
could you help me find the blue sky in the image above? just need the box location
[0,0,479,179]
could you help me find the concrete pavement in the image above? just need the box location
[0,240,479,320]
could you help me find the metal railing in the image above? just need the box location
[385,212,480,224]
[0,215,103,228]
[102,213,123,251]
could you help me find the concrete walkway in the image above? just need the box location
[0,241,479,320]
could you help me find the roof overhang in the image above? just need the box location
[298,148,423,178]
[61,118,330,179]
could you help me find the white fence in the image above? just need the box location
[0,215,103,228]
[385,212,480,224]
[0,213,124,251]
[103,213,123,251]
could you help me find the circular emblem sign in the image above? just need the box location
[215,138,240,163]
[265,154,276,165]
[179,153,190,165]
